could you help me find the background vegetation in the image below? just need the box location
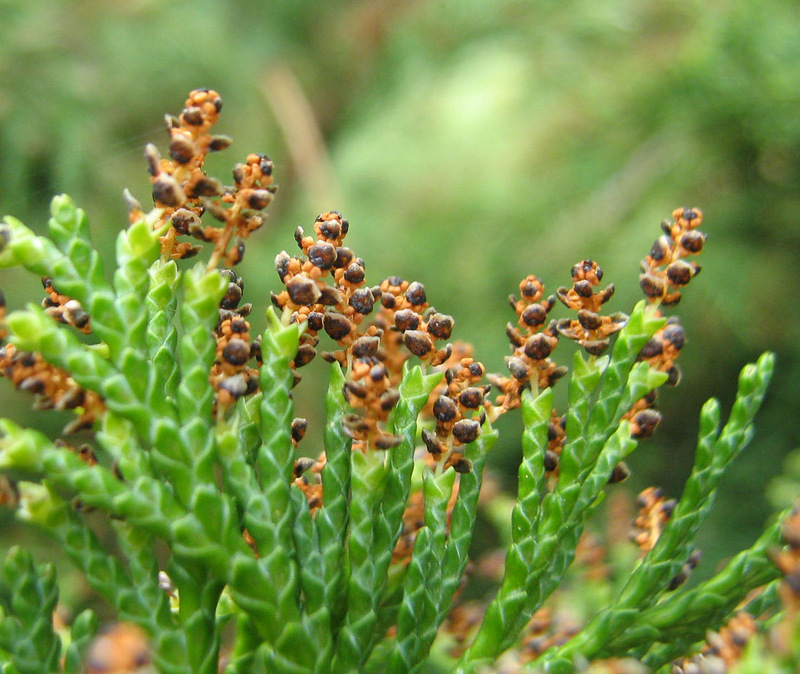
[1,0,798,586]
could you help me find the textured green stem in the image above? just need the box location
[437,426,498,626]
[2,202,205,502]
[457,392,551,668]
[291,487,334,674]
[167,560,225,674]
[367,367,443,637]
[558,351,606,485]
[16,483,189,673]
[46,195,108,293]
[63,610,99,674]
[0,200,121,352]
[457,304,663,672]
[388,467,455,673]
[332,447,386,671]
[8,197,166,380]
[576,305,664,477]
[332,365,441,672]
[145,258,182,407]
[221,309,314,669]
[224,616,267,674]
[176,264,227,491]
[537,352,775,671]
[5,306,191,491]
[0,547,61,674]
[316,365,352,633]
[110,213,163,395]
[96,410,152,482]
[603,514,785,659]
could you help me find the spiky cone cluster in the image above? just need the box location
[541,409,567,482]
[0,297,103,435]
[419,340,474,413]
[371,275,455,376]
[357,275,462,453]
[140,88,274,268]
[442,602,485,658]
[492,266,625,482]
[272,211,459,454]
[341,355,404,451]
[769,502,800,652]
[210,269,262,412]
[621,208,706,444]
[640,207,705,307]
[272,210,376,368]
[485,275,569,485]
[555,260,627,356]
[630,486,701,590]
[573,530,612,583]
[490,275,566,413]
[672,612,756,674]
[41,278,91,333]
[421,357,489,473]
[83,622,152,674]
[622,316,686,441]
[515,607,580,665]
[630,486,676,553]
[290,439,325,516]
[0,280,102,434]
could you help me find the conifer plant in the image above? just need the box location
[0,90,794,673]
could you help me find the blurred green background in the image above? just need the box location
[1,0,798,583]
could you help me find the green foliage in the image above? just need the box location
[538,353,775,672]
[1,0,798,593]
[0,547,61,673]
[0,101,793,673]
